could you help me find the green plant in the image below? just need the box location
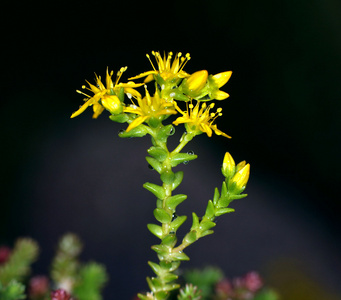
[71,51,250,300]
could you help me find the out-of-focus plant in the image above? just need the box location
[0,234,108,300]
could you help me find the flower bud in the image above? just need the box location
[186,70,208,91]
[212,71,232,88]
[235,160,246,172]
[231,163,250,193]
[221,152,235,178]
[101,95,123,115]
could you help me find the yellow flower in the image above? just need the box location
[173,101,231,138]
[71,67,143,119]
[128,51,191,83]
[123,87,177,132]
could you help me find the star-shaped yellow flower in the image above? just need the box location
[71,67,143,119]
[123,88,177,132]
[173,101,231,138]
[128,51,191,83]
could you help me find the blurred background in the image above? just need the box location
[1,0,340,299]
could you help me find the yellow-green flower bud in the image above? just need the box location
[231,163,250,193]
[101,95,123,115]
[236,160,246,172]
[212,71,232,88]
[186,70,208,92]
[221,152,235,178]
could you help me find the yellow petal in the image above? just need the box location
[70,100,91,118]
[212,71,232,88]
[213,90,230,100]
[126,116,149,132]
[128,71,156,80]
[211,124,231,138]
[92,103,105,119]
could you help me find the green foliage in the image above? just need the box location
[253,289,280,300]
[183,267,224,299]
[50,233,82,285]
[0,281,26,300]
[50,233,109,300]
[0,239,38,285]
[73,263,108,300]
[177,284,202,300]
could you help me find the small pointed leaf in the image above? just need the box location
[147,146,168,162]
[146,156,162,173]
[143,182,165,199]
[170,153,198,167]
[166,194,187,210]
[215,207,235,217]
[205,200,215,219]
[169,215,187,232]
[153,208,172,224]
[172,171,184,191]
[190,212,200,230]
[119,124,148,138]
[147,224,163,239]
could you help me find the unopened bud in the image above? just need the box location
[236,160,246,172]
[231,163,250,193]
[212,71,232,88]
[186,70,208,92]
[221,152,235,178]
[101,95,123,115]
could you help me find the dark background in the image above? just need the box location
[1,0,340,299]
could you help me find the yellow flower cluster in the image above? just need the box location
[71,51,233,138]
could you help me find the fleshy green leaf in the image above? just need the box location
[148,261,162,276]
[156,124,174,142]
[183,230,197,244]
[215,207,235,217]
[190,213,200,230]
[161,234,177,248]
[119,125,148,138]
[153,208,172,224]
[165,194,187,210]
[143,182,165,199]
[171,251,190,261]
[109,113,128,123]
[147,224,163,239]
[169,215,187,232]
[199,221,216,232]
[162,273,178,283]
[147,146,168,162]
[200,229,214,237]
[146,156,162,173]
[151,245,169,256]
[213,187,220,205]
[171,171,184,191]
[204,200,215,219]
[170,153,198,167]
[160,170,175,184]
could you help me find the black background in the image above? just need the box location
[1,0,341,299]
